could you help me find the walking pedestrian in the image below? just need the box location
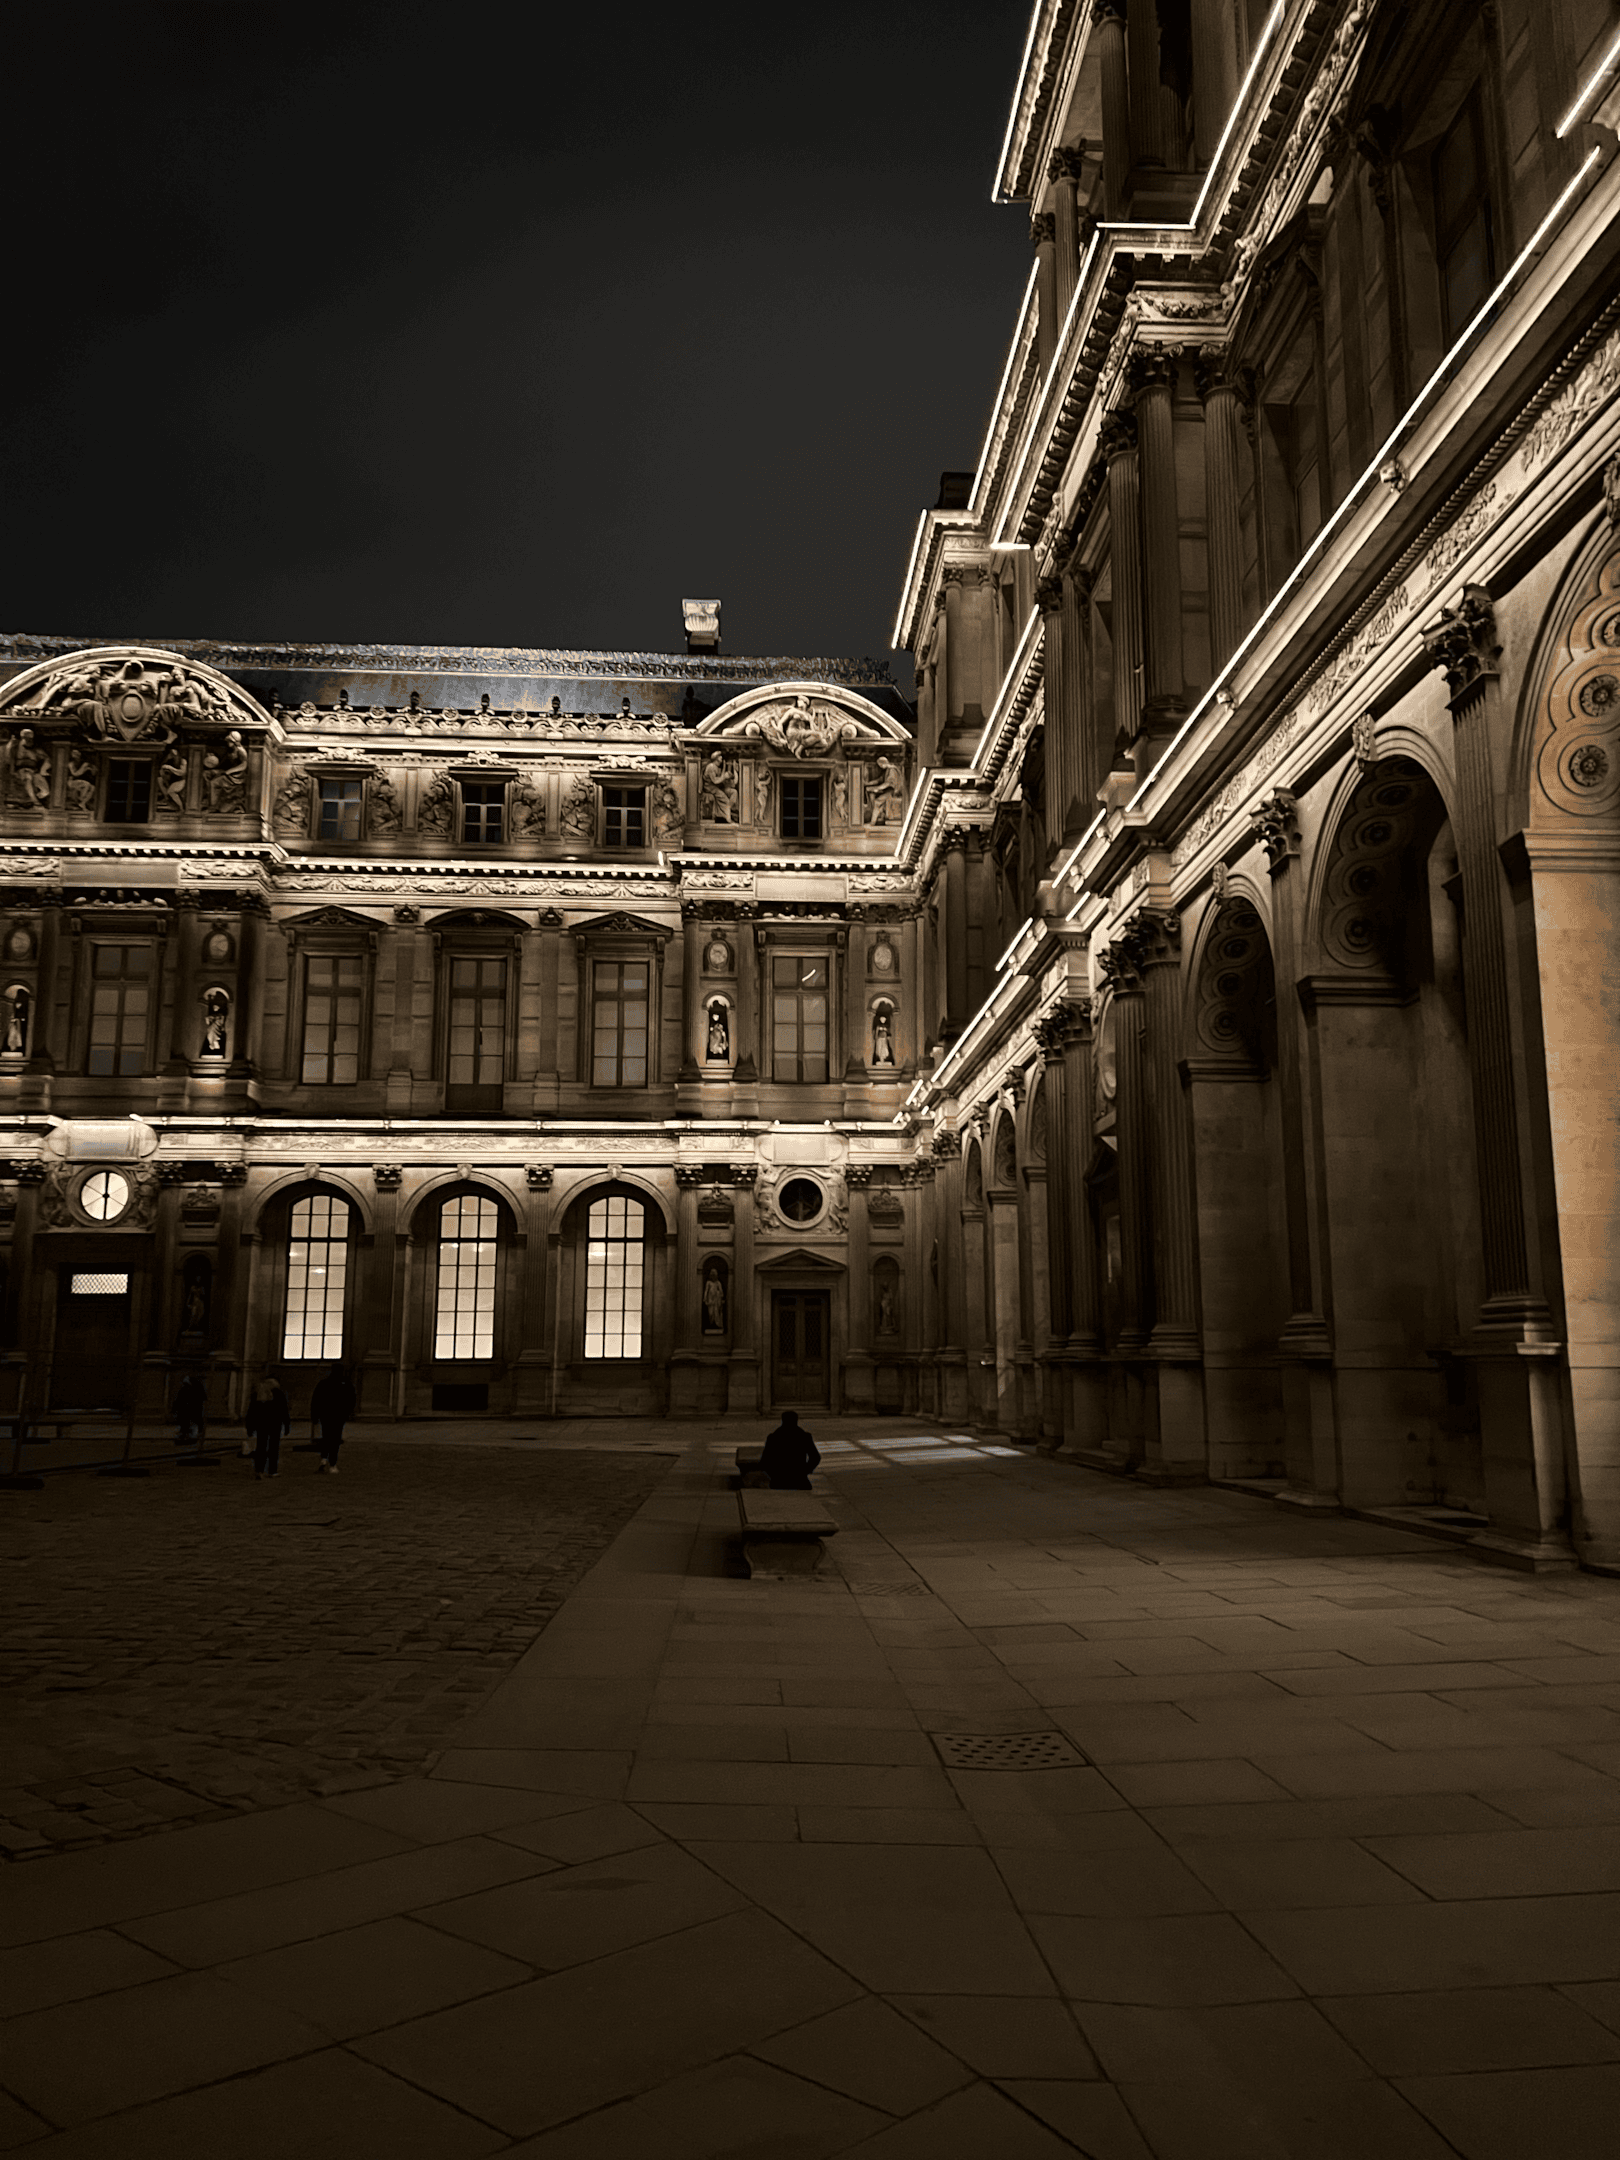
[759,1408,821,1491]
[171,1371,207,1453]
[308,1365,356,1475]
[243,1374,291,1481]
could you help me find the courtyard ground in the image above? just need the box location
[2,1418,1619,2157]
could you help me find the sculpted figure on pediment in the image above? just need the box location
[743,693,860,759]
[202,729,248,813]
[4,653,254,746]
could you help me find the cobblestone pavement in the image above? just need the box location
[0,1443,674,1859]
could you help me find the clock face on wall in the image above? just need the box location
[80,1170,131,1223]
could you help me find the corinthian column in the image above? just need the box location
[1128,348,1184,748]
[1035,573,1068,868]
[1093,0,1132,218]
[1048,146,1087,328]
[1194,348,1247,671]
[1032,213,1057,371]
[1102,411,1144,763]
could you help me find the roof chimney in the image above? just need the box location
[682,599,721,654]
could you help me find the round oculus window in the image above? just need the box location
[778,1177,825,1226]
[80,1169,131,1223]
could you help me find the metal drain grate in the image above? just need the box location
[933,1731,1088,1771]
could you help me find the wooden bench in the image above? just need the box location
[736,1486,838,1577]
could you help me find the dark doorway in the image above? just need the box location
[51,1268,135,1410]
[772,1290,830,1405]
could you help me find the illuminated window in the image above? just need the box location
[283,1194,350,1361]
[317,777,364,841]
[435,1194,498,1360]
[301,954,364,1084]
[592,961,649,1086]
[771,953,829,1081]
[87,945,153,1076]
[584,1194,644,1359]
[603,787,645,848]
[461,783,506,845]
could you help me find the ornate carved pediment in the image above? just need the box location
[283,905,380,937]
[568,910,674,943]
[0,647,269,744]
[694,682,910,753]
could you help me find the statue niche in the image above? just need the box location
[701,1257,729,1334]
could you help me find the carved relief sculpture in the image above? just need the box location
[507,775,544,839]
[417,772,455,837]
[743,693,860,758]
[652,777,684,841]
[65,747,96,812]
[559,775,595,838]
[368,772,404,835]
[272,770,312,837]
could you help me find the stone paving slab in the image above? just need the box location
[2,1420,1620,2155]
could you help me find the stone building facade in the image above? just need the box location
[3,0,1620,1579]
[887,0,1620,1577]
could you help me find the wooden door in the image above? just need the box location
[772,1291,830,1405]
[51,1267,135,1410]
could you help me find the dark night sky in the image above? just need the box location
[2,1,1033,679]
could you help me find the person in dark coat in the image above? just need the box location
[171,1372,207,1452]
[759,1410,821,1491]
[309,1367,356,1475]
[243,1375,291,1481]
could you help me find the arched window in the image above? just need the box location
[436,1194,499,1360]
[283,1193,351,1360]
[585,1194,644,1359]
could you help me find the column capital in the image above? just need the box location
[1097,938,1144,993]
[931,1127,962,1159]
[1248,787,1301,871]
[1126,346,1177,398]
[1048,144,1087,185]
[1034,574,1066,616]
[1030,211,1057,248]
[1099,408,1138,461]
[1420,584,1500,706]
[525,1164,554,1191]
[1192,346,1250,405]
[373,1165,404,1193]
[675,1166,708,1189]
[844,1164,874,1187]
[1090,0,1128,26]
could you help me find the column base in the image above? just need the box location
[1466,1528,1578,1574]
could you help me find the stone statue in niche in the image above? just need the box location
[203,729,248,813]
[65,747,96,812]
[701,1261,727,1333]
[3,986,29,1056]
[754,765,773,827]
[831,770,848,825]
[866,755,906,825]
[2,728,52,809]
[157,745,189,813]
[871,1007,895,1065]
[179,1257,210,1338]
[877,1281,898,1335]
[700,752,739,823]
[201,988,230,1056]
[706,1001,730,1061]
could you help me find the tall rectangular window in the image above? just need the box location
[317,777,364,841]
[105,762,151,824]
[301,954,364,1084]
[447,957,506,1103]
[283,1193,349,1360]
[603,787,645,848]
[1435,97,1493,344]
[585,1194,643,1359]
[780,775,822,840]
[772,954,829,1082]
[591,960,650,1086]
[435,1194,498,1360]
[87,945,152,1076]
[461,783,505,845]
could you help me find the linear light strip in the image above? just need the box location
[1125,142,1605,819]
[1558,26,1620,136]
[997,917,1035,970]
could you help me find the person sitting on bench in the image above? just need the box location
[759,1410,820,1491]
